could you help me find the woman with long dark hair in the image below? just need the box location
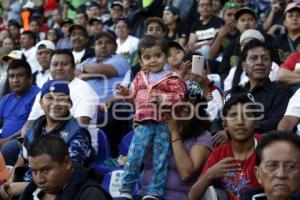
[139,89,213,200]
[163,6,187,46]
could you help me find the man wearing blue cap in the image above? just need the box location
[0,80,92,200]
[24,80,92,166]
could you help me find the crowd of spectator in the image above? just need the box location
[0,0,299,200]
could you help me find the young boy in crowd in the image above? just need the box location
[116,35,186,200]
[189,88,262,200]
[167,41,186,75]
[167,41,223,122]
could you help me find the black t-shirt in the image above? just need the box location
[275,32,300,63]
[219,35,240,80]
[191,16,224,42]
[219,31,239,56]
[165,25,188,42]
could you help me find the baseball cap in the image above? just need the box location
[235,7,257,20]
[222,87,258,117]
[60,19,73,27]
[95,31,117,44]
[164,6,180,15]
[88,2,101,9]
[41,80,70,99]
[0,50,26,62]
[0,47,12,59]
[89,17,103,25]
[23,1,35,9]
[36,40,56,51]
[111,1,123,9]
[223,1,240,12]
[68,24,88,37]
[240,29,265,44]
[284,2,300,14]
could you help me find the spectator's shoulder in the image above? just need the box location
[212,15,225,25]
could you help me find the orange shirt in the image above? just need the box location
[0,153,10,183]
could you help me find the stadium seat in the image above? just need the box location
[118,131,134,156]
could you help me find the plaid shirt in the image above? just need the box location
[130,71,186,122]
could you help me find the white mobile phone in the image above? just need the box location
[192,55,205,75]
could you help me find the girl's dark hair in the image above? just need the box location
[137,35,168,58]
[164,14,182,39]
[180,93,211,140]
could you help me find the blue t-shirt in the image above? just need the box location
[0,85,40,138]
[79,54,130,103]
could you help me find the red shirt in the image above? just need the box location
[280,52,300,71]
[200,136,261,200]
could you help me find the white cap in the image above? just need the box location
[36,40,56,51]
[240,29,265,44]
[0,50,25,62]
[23,1,35,9]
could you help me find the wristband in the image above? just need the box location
[172,138,181,143]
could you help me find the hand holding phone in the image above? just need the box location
[191,55,205,75]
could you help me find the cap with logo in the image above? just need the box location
[41,80,70,99]
[222,87,259,117]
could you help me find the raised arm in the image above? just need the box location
[188,157,240,200]
[166,118,211,181]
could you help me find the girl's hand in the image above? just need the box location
[116,84,130,97]
[206,157,241,179]
[180,61,192,78]
[163,113,182,138]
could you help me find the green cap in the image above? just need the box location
[223,1,240,12]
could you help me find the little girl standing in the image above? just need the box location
[116,35,186,200]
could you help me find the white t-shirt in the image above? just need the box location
[284,88,300,135]
[116,35,139,60]
[72,49,86,66]
[224,62,280,91]
[35,69,51,89]
[28,77,99,150]
[22,47,42,73]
